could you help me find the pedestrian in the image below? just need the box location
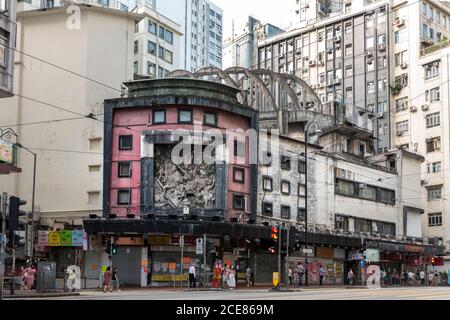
[408,271,414,286]
[228,266,236,290]
[428,271,434,286]
[347,268,354,286]
[393,269,399,286]
[246,266,252,287]
[222,264,229,289]
[297,262,304,287]
[403,270,408,286]
[420,270,425,286]
[381,269,386,286]
[319,265,325,286]
[103,266,112,293]
[24,265,36,291]
[288,266,293,286]
[189,264,197,288]
[111,268,121,292]
[67,269,76,292]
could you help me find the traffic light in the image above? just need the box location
[359,240,366,254]
[431,257,436,265]
[6,230,25,249]
[111,244,118,255]
[271,226,279,242]
[268,247,276,254]
[8,196,27,231]
[105,239,112,255]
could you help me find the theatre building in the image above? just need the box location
[83,77,271,286]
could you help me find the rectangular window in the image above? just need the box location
[165,30,173,44]
[119,135,133,150]
[153,110,166,124]
[378,188,395,204]
[426,137,441,153]
[233,167,245,183]
[164,49,173,64]
[345,44,352,56]
[178,110,193,123]
[134,40,138,54]
[424,61,440,79]
[335,215,349,231]
[298,184,306,197]
[428,212,443,226]
[427,186,442,201]
[281,205,291,219]
[355,218,372,233]
[367,81,375,93]
[427,162,442,173]
[158,46,164,59]
[147,62,156,76]
[281,155,291,171]
[88,165,101,172]
[345,65,353,77]
[148,20,156,34]
[336,179,355,196]
[281,180,291,195]
[118,162,132,178]
[148,41,156,55]
[263,177,273,191]
[396,120,409,134]
[395,97,408,111]
[298,159,306,174]
[117,189,131,205]
[88,191,100,205]
[234,139,245,157]
[262,202,273,217]
[203,112,217,127]
[359,185,377,201]
[159,26,165,39]
[426,112,440,128]
[430,87,441,102]
[376,221,396,236]
[233,194,245,210]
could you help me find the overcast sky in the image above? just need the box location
[212,0,297,41]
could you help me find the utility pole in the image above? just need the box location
[0,193,8,300]
[180,235,184,289]
[277,226,281,288]
[285,226,290,289]
[11,234,15,295]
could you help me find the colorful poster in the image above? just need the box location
[0,139,14,164]
[37,231,49,246]
[48,231,61,246]
[72,230,83,247]
[60,230,72,246]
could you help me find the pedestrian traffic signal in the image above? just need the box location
[431,257,435,265]
[8,196,27,231]
[6,230,24,249]
[111,244,118,255]
[268,247,276,254]
[359,241,366,254]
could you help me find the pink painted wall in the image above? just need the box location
[110,105,253,220]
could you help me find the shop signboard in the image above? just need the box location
[71,230,83,246]
[405,244,424,253]
[0,139,14,164]
[316,246,333,259]
[48,231,61,246]
[38,231,49,246]
[60,230,72,246]
[348,250,363,261]
[149,235,171,245]
[405,255,422,266]
[365,249,380,262]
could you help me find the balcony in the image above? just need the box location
[420,38,450,56]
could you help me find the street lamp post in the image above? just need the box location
[14,143,36,261]
[303,121,322,287]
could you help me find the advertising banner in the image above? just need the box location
[48,231,61,246]
[38,231,49,246]
[0,139,14,164]
[365,249,380,262]
[71,230,84,247]
[60,230,72,246]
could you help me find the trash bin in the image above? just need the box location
[37,261,57,292]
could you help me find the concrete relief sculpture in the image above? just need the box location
[154,145,215,208]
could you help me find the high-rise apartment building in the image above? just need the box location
[0,0,16,98]
[146,0,223,71]
[267,0,450,269]
[223,16,284,69]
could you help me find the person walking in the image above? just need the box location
[380,269,386,286]
[297,263,305,287]
[408,271,414,286]
[319,265,325,286]
[103,267,112,293]
[403,270,408,286]
[24,265,36,291]
[228,266,236,290]
[67,269,76,292]
[189,264,197,288]
[246,266,252,287]
[288,266,293,286]
[428,271,434,286]
[111,268,121,292]
[347,268,354,286]
[420,270,425,286]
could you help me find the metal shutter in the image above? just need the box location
[111,246,142,286]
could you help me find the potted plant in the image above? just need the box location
[390,81,402,95]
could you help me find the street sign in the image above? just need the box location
[196,238,203,255]
[183,207,189,215]
[272,272,279,287]
[359,259,366,268]
[25,225,32,257]
[302,248,313,254]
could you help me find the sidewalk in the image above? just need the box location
[3,289,81,299]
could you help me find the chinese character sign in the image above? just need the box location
[48,231,61,246]
[60,230,73,246]
[72,230,83,247]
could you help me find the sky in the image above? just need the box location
[212,0,297,41]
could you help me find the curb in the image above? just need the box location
[4,292,81,299]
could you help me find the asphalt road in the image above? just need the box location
[23,287,450,300]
